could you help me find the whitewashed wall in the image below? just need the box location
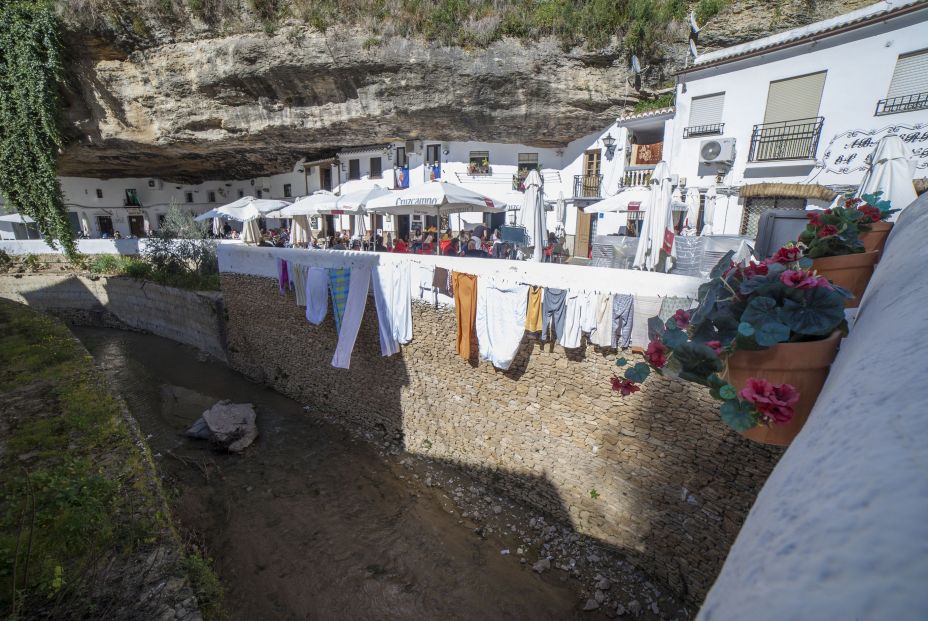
[696,191,928,620]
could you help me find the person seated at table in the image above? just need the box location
[442,238,460,256]
[392,237,408,253]
[374,235,388,252]
[464,239,488,258]
[440,228,452,241]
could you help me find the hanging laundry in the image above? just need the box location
[525,286,543,338]
[559,290,584,349]
[579,291,599,334]
[631,295,663,347]
[305,267,329,325]
[290,263,309,307]
[476,277,528,370]
[432,266,452,297]
[329,268,351,333]
[332,266,372,369]
[613,294,634,349]
[277,258,289,295]
[416,264,435,300]
[452,272,478,359]
[658,295,694,322]
[372,262,413,357]
[589,293,616,348]
[540,288,567,342]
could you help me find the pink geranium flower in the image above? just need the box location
[645,337,668,368]
[673,309,691,329]
[780,269,832,290]
[769,245,801,264]
[739,378,800,425]
[705,340,723,356]
[611,376,640,396]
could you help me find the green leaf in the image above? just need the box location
[624,363,651,383]
[662,328,688,349]
[755,321,791,347]
[741,296,780,326]
[615,357,627,366]
[710,250,735,279]
[719,384,737,400]
[798,257,813,269]
[779,286,846,336]
[719,400,758,432]
[647,315,666,341]
[663,342,723,385]
[737,322,755,337]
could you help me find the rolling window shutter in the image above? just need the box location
[764,72,827,123]
[887,49,928,98]
[688,93,725,127]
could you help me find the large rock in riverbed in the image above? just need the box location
[186,401,258,452]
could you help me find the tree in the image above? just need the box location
[0,1,74,255]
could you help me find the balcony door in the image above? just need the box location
[582,150,601,198]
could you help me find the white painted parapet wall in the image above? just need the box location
[697,194,928,620]
[218,244,704,348]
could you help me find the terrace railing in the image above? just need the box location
[875,92,928,116]
[683,123,724,138]
[573,174,603,199]
[623,166,654,187]
[748,117,824,162]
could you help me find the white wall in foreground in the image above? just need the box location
[697,193,928,620]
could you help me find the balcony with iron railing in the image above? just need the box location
[748,117,824,162]
[573,174,603,199]
[683,123,724,138]
[875,92,928,116]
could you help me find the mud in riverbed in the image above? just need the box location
[74,327,688,620]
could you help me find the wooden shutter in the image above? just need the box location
[763,72,827,123]
[887,49,928,98]
[688,93,725,126]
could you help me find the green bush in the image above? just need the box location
[633,91,675,112]
[182,551,224,620]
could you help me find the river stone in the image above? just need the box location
[186,400,258,452]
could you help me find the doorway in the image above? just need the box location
[128,215,145,237]
[67,212,81,236]
[97,216,114,237]
[574,209,592,258]
[581,150,602,197]
[320,167,332,192]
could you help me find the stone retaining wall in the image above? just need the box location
[0,273,227,361]
[220,272,783,602]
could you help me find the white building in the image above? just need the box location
[661,0,928,236]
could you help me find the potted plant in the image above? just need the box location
[849,192,897,254]
[612,246,850,446]
[799,202,880,308]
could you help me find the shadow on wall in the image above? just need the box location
[220,273,783,603]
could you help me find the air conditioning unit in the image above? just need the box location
[699,138,736,166]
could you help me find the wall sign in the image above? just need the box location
[821,122,928,174]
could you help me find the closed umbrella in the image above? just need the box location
[684,187,701,235]
[241,219,261,245]
[555,192,566,238]
[212,217,222,236]
[353,213,367,240]
[856,135,918,217]
[701,187,718,236]
[633,161,675,271]
[517,170,546,262]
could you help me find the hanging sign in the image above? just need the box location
[821,121,928,174]
[662,228,675,254]
[627,201,641,211]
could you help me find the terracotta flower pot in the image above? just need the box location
[724,331,842,447]
[812,250,880,308]
[859,221,893,255]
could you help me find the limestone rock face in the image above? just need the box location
[57,0,868,182]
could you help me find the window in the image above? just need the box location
[256,189,263,198]
[283,183,292,197]
[97,216,114,237]
[518,153,539,171]
[763,72,826,124]
[468,150,490,174]
[370,157,382,179]
[741,197,805,237]
[95,188,103,199]
[158,215,166,228]
[348,159,361,180]
[877,49,928,115]
[425,144,441,166]
[185,192,194,203]
[394,146,408,167]
[207,191,216,203]
[238,189,244,198]
[685,93,725,137]
[125,189,141,207]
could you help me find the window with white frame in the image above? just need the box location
[468,151,490,174]
[518,153,539,171]
[877,48,928,115]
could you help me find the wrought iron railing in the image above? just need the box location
[683,123,724,138]
[573,174,603,198]
[875,92,928,116]
[748,117,824,162]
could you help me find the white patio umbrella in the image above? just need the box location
[856,134,918,217]
[290,215,311,246]
[212,216,222,236]
[0,213,35,223]
[195,196,289,222]
[555,192,567,237]
[701,186,718,236]
[336,186,391,213]
[241,219,261,244]
[265,191,337,218]
[353,213,368,239]
[633,161,675,272]
[583,186,651,213]
[518,170,546,262]
[683,187,701,235]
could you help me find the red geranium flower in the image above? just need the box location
[780,269,832,289]
[644,337,668,368]
[673,309,691,329]
[823,208,833,215]
[769,245,801,264]
[858,204,882,223]
[739,378,800,425]
[817,224,839,238]
[742,261,769,278]
[705,340,723,356]
[611,376,640,396]
[844,197,862,209]
[806,211,824,227]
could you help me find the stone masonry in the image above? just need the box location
[221,273,783,602]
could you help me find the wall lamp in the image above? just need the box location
[602,133,617,160]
